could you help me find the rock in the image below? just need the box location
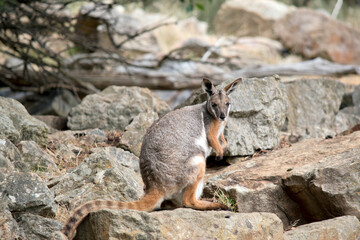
[154,90,192,109]
[284,216,360,240]
[219,36,285,68]
[67,86,170,131]
[205,131,360,229]
[17,213,63,240]
[282,133,360,222]
[0,138,28,173]
[335,106,360,133]
[27,89,80,117]
[33,115,67,131]
[18,141,58,173]
[76,3,159,55]
[120,111,158,157]
[0,194,25,240]
[181,76,287,156]
[0,96,48,145]
[75,209,283,240]
[274,8,360,65]
[214,0,292,38]
[50,147,143,210]
[281,78,345,139]
[353,85,360,105]
[0,172,56,217]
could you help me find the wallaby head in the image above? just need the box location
[202,78,242,121]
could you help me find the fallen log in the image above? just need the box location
[1,58,359,92]
[235,58,360,78]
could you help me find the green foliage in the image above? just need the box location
[213,187,238,212]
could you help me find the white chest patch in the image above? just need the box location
[195,113,211,157]
[217,121,225,138]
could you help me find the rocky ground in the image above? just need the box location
[1,0,360,240]
[1,74,360,239]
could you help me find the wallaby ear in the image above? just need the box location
[202,78,216,96]
[224,78,242,95]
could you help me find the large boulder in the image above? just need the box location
[281,78,345,139]
[274,8,360,65]
[0,96,48,145]
[67,86,170,131]
[205,131,360,229]
[181,76,287,156]
[214,0,292,38]
[50,147,143,210]
[0,172,57,217]
[75,209,283,240]
[282,136,360,221]
[284,216,360,240]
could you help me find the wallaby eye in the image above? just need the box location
[211,102,217,107]
[226,102,231,106]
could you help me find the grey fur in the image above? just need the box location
[140,78,241,198]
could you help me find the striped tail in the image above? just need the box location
[61,189,164,239]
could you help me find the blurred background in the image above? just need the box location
[0,0,359,126]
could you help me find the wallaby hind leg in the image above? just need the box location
[182,155,228,210]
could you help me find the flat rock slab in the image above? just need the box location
[75,209,283,240]
[206,131,360,228]
[284,216,360,240]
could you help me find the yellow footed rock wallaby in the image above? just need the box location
[61,78,241,239]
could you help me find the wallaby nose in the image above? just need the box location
[220,113,226,120]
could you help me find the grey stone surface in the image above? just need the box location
[120,111,158,157]
[0,96,48,145]
[283,137,360,222]
[335,105,360,133]
[0,138,27,173]
[18,140,58,173]
[50,147,143,210]
[284,216,360,240]
[0,172,56,217]
[18,213,63,240]
[67,86,170,131]
[281,78,345,138]
[205,131,360,229]
[0,194,25,240]
[76,209,284,240]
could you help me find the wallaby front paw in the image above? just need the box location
[215,154,223,161]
